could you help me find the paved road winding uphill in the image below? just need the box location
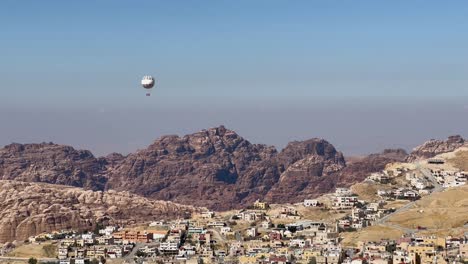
[376,165,445,233]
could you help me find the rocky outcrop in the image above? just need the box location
[263,139,346,203]
[406,135,466,162]
[104,127,349,209]
[0,180,201,243]
[337,148,408,186]
[2,129,348,210]
[0,143,106,190]
[105,126,280,210]
[0,126,416,210]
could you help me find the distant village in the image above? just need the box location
[7,164,468,264]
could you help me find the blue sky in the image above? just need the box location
[2,0,468,107]
[1,1,467,155]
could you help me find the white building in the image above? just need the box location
[238,211,263,222]
[58,247,68,260]
[366,202,381,212]
[81,232,94,240]
[75,259,86,264]
[246,227,257,237]
[159,242,179,255]
[261,221,273,229]
[335,187,353,196]
[304,199,319,207]
[81,233,95,245]
[289,239,310,248]
[369,172,390,183]
[411,178,431,190]
[179,245,196,256]
[333,196,358,209]
[149,221,166,227]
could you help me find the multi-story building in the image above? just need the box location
[335,188,353,196]
[333,196,358,209]
[58,246,69,260]
[112,231,151,243]
[159,242,179,255]
[304,199,320,207]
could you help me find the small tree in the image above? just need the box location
[287,226,297,233]
[90,258,99,264]
[28,258,38,264]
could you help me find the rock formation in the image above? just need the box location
[0,180,201,243]
[105,127,348,209]
[263,139,346,203]
[105,126,281,209]
[406,135,466,162]
[0,126,415,210]
[336,148,408,186]
[0,143,106,190]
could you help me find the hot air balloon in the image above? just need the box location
[141,75,155,96]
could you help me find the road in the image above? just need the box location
[376,200,415,225]
[379,220,417,234]
[376,165,445,234]
[419,167,443,192]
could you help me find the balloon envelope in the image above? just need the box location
[141,76,155,89]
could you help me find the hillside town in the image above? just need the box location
[21,200,468,264]
[34,223,466,264]
[10,162,466,264]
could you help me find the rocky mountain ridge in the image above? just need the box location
[336,148,408,186]
[1,126,462,210]
[104,127,348,209]
[0,143,107,190]
[406,135,466,162]
[0,180,201,243]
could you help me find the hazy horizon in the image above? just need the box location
[2,97,467,157]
